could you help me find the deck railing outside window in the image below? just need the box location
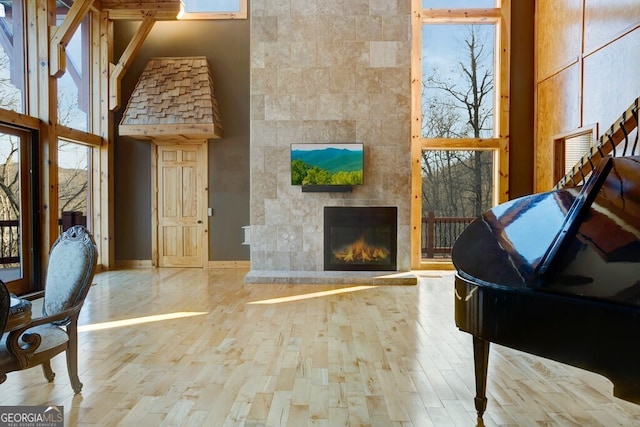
[0,212,87,269]
[0,219,20,267]
[422,212,475,258]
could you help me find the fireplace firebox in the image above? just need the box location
[324,206,397,271]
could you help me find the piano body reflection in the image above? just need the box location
[452,155,640,418]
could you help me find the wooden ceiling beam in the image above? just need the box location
[49,0,96,78]
[99,0,182,21]
[109,13,156,111]
[118,124,224,141]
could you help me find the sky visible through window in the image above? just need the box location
[183,0,241,13]
[58,24,87,134]
[421,23,495,138]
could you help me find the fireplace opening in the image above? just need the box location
[324,206,397,271]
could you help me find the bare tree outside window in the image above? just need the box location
[0,50,21,113]
[421,24,496,258]
[0,137,19,219]
[58,140,89,216]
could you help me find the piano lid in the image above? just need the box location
[452,156,640,306]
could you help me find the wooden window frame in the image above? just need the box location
[410,0,511,269]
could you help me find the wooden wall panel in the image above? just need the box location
[584,0,640,52]
[535,0,640,192]
[535,0,583,81]
[583,28,640,131]
[535,65,581,192]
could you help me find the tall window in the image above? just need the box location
[56,8,90,131]
[52,5,98,244]
[0,0,26,113]
[411,0,510,267]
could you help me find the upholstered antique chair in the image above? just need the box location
[0,225,97,393]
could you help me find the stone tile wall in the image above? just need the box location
[249,0,412,274]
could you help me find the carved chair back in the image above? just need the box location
[43,225,97,325]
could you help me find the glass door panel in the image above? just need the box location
[0,125,30,293]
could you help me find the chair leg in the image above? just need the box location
[42,361,55,382]
[66,330,82,394]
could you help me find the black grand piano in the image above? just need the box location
[452,154,640,419]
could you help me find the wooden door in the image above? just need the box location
[157,144,207,267]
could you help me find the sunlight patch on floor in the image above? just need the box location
[247,285,378,304]
[78,311,209,332]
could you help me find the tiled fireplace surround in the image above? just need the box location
[245,1,415,285]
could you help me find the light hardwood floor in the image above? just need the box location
[2,268,640,426]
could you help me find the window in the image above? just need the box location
[553,126,597,184]
[0,0,26,113]
[411,0,510,267]
[56,7,90,131]
[57,139,91,234]
[180,0,247,20]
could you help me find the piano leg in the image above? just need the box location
[473,336,490,418]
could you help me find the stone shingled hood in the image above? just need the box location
[119,56,223,141]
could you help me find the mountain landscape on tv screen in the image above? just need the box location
[291,146,363,185]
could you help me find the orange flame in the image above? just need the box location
[333,237,389,263]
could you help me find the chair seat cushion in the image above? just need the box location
[23,325,69,354]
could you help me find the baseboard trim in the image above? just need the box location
[114,260,250,269]
[115,260,153,268]
[207,261,250,269]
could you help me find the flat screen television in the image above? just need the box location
[291,143,364,190]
